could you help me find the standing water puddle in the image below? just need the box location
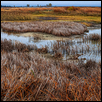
[1,30,53,48]
[1,27,101,63]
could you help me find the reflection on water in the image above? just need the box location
[1,31,54,48]
[1,27,101,62]
[86,28,101,35]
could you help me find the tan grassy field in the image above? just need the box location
[1,6,101,25]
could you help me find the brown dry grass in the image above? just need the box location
[53,7,67,13]
[80,7,101,13]
[53,51,63,59]
[1,7,51,12]
[83,33,101,41]
[2,6,100,14]
[49,6,101,16]
[1,21,88,36]
[33,34,42,40]
[1,39,101,101]
[37,46,48,54]
[1,39,35,52]
[88,33,101,41]
[1,6,101,22]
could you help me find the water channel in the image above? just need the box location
[1,26,101,63]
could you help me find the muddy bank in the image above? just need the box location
[87,24,101,30]
[14,32,76,40]
[1,21,88,36]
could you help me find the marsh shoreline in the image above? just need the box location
[1,23,101,41]
[1,21,88,36]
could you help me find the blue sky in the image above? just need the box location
[1,1,101,6]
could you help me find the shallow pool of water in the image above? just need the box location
[86,28,101,35]
[1,31,54,48]
[1,27,101,62]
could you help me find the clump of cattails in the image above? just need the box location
[84,59,97,71]
[53,51,63,59]
[83,33,101,41]
[37,47,48,54]
[89,33,101,41]
[1,39,35,52]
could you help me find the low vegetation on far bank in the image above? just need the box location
[1,6,101,24]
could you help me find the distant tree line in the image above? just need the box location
[1,3,52,8]
[27,3,52,7]
[1,5,12,7]
[46,3,52,7]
